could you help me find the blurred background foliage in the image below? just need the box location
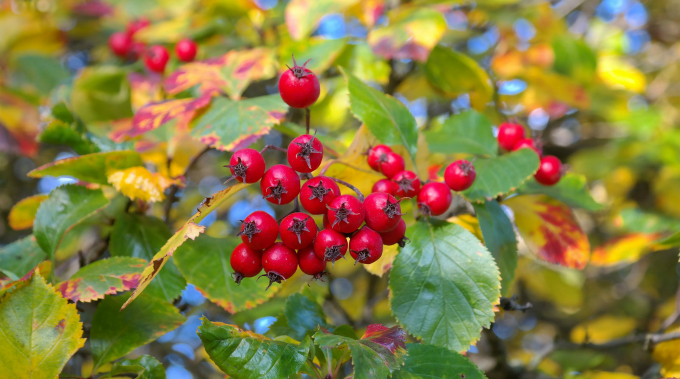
[2,0,680,378]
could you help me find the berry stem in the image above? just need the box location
[332,350,349,378]
[305,107,311,135]
[319,160,375,176]
[326,176,365,201]
[259,145,287,154]
[293,197,300,212]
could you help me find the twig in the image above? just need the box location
[333,350,349,378]
[259,145,287,154]
[326,176,365,201]
[164,146,211,225]
[499,295,533,312]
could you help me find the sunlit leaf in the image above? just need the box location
[8,194,47,230]
[125,94,213,139]
[570,315,637,344]
[598,54,646,94]
[335,42,390,85]
[425,110,497,157]
[590,233,662,267]
[279,36,348,75]
[0,236,47,281]
[269,293,329,341]
[28,151,143,185]
[71,66,133,124]
[128,72,162,111]
[133,17,190,43]
[393,343,487,379]
[447,214,484,240]
[523,68,590,111]
[107,166,182,203]
[285,0,359,41]
[473,200,517,296]
[505,195,590,269]
[653,327,680,378]
[571,371,639,379]
[519,173,604,212]
[461,149,540,202]
[364,244,399,277]
[57,257,146,303]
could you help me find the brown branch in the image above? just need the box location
[164,146,211,225]
[326,176,365,201]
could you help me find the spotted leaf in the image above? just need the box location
[107,166,182,203]
[8,194,48,230]
[57,257,146,303]
[28,151,143,185]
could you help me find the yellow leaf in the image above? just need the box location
[570,315,637,344]
[590,233,662,267]
[8,194,48,230]
[572,371,639,379]
[653,327,680,377]
[107,167,182,203]
[134,17,190,43]
[598,55,646,94]
[447,214,484,241]
[364,244,399,277]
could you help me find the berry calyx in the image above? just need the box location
[230,243,262,285]
[297,246,328,282]
[380,152,405,179]
[144,45,170,73]
[126,18,150,37]
[417,182,452,216]
[237,211,278,250]
[392,170,421,198]
[287,133,323,173]
[260,243,298,290]
[313,229,348,266]
[327,195,365,233]
[367,145,392,172]
[513,138,542,156]
[260,164,301,205]
[534,155,563,186]
[497,122,526,151]
[379,219,409,247]
[363,192,403,232]
[280,212,318,250]
[300,176,340,215]
[175,38,198,62]
[372,179,398,196]
[278,55,320,109]
[444,159,476,192]
[349,227,383,265]
[109,32,133,57]
[227,148,265,183]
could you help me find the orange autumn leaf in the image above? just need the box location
[57,257,146,303]
[107,167,183,203]
[590,233,663,267]
[8,194,48,230]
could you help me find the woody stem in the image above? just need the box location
[326,176,365,202]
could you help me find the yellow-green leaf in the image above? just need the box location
[8,194,48,230]
[28,151,143,185]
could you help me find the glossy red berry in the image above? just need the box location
[126,18,150,37]
[144,45,170,73]
[260,164,301,205]
[379,219,409,247]
[313,229,348,266]
[417,182,452,216]
[280,212,318,250]
[175,38,197,62]
[260,243,298,290]
[513,138,542,156]
[287,134,323,173]
[297,246,327,281]
[228,148,265,183]
[534,155,563,186]
[327,195,365,233]
[300,176,340,215]
[109,32,133,57]
[392,170,421,198]
[367,145,392,172]
[380,152,405,179]
[238,211,278,250]
[363,192,403,232]
[497,122,525,151]
[349,227,383,265]
[372,179,398,196]
[230,243,262,284]
[444,160,476,192]
[278,56,320,109]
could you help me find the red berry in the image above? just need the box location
[300,176,340,215]
[297,246,327,280]
[261,242,298,289]
[363,192,403,232]
[144,45,170,73]
[534,155,563,186]
[513,138,542,156]
[444,160,476,192]
[228,148,265,183]
[313,229,348,265]
[367,145,392,172]
[379,219,409,247]
[327,195,365,233]
[349,227,383,265]
[497,122,525,151]
[372,179,398,196]
[392,170,421,198]
[417,182,452,216]
[287,134,323,173]
[109,32,133,57]
[278,56,320,109]
[260,164,301,205]
[380,152,405,179]
[280,212,318,250]
[126,18,150,37]
[230,243,262,284]
[175,38,197,62]
[237,211,278,250]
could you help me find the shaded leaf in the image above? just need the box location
[425,110,498,157]
[389,221,500,352]
[57,257,146,303]
[285,0,359,41]
[0,273,85,379]
[199,318,311,379]
[269,293,329,341]
[8,194,47,230]
[461,149,540,202]
[125,94,213,139]
[28,151,143,185]
[107,167,182,203]
[505,195,590,269]
[38,120,100,155]
[14,54,69,96]
[106,355,165,379]
[70,66,133,124]
[393,343,487,379]
[654,231,680,250]
[552,35,597,83]
[519,173,604,212]
[590,233,662,267]
[0,236,47,280]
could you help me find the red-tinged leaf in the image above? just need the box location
[361,324,407,354]
[57,257,146,303]
[590,233,663,267]
[0,261,52,295]
[8,194,48,230]
[28,151,143,185]
[71,0,114,16]
[505,195,590,269]
[0,91,40,157]
[128,72,162,111]
[126,94,213,139]
[164,57,228,96]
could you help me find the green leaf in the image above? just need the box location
[14,54,69,96]
[462,149,540,202]
[334,42,390,85]
[473,200,517,296]
[284,0,358,41]
[38,120,100,155]
[110,213,186,302]
[106,355,165,379]
[34,184,109,261]
[0,236,47,280]
[342,68,419,161]
[57,257,146,303]
[191,95,287,151]
[519,173,604,211]
[393,343,487,379]
[279,37,348,74]
[552,35,597,83]
[655,232,680,249]
[91,293,185,371]
[425,110,498,157]
[175,236,276,313]
[617,208,680,234]
[0,274,85,379]
[199,318,311,379]
[268,293,329,341]
[424,45,493,111]
[28,151,143,185]
[313,324,407,379]
[389,221,500,352]
[70,66,133,124]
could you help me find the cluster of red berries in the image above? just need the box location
[108,18,197,73]
[497,121,563,186]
